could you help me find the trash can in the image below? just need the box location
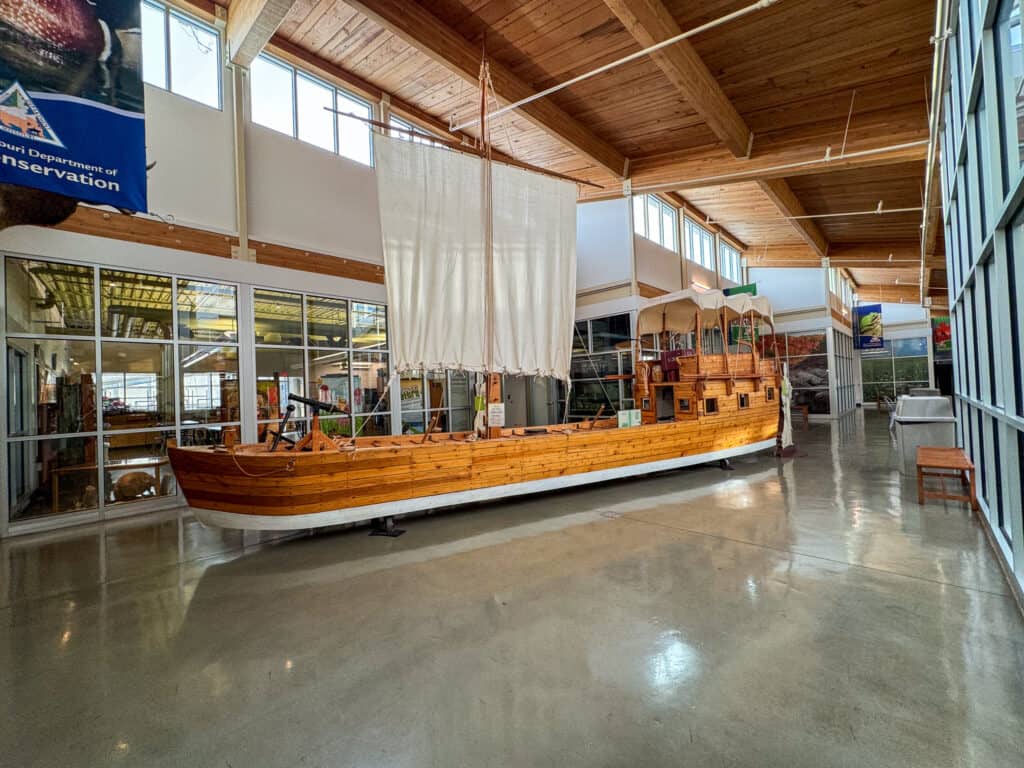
[893,396,956,473]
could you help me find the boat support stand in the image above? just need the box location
[369,516,406,537]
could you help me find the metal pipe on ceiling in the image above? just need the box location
[449,0,780,133]
[630,139,930,197]
[706,205,927,225]
[920,0,952,304]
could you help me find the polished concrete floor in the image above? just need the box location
[2,412,1023,767]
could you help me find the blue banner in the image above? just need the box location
[854,304,884,350]
[0,0,146,211]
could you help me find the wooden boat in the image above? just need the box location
[168,290,782,530]
[168,64,781,531]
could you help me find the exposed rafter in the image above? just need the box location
[756,180,828,259]
[603,0,828,256]
[344,0,628,178]
[603,0,751,157]
[226,0,297,66]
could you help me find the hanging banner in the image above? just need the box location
[723,283,757,297]
[854,304,884,350]
[931,316,952,360]
[0,0,146,211]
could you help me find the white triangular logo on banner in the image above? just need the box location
[0,82,64,148]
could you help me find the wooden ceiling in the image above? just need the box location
[215,0,946,309]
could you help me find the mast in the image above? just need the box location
[479,51,503,439]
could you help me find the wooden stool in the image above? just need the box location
[916,446,978,511]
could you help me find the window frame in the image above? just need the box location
[250,52,375,166]
[632,195,678,252]
[142,0,223,110]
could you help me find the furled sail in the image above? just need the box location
[374,134,577,381]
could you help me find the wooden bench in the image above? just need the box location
[916,446,978,511]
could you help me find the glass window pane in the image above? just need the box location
[319,415,352,439]
[336,91,372,166]
[400,411,426,434]
[633,196,645,235]
[426,370,446,410]
[400,370,424,412]
[789,354,829,388]
[8,436,99,521]
[254,289,303,346]
[448,370,472,409]
[296,74,335,151]
[8,340,97,436]
[256,348,307,420]
[307,349,350,413]
[647,198,660,243]
[6,257,95,336]
[100,269,172,339]
[177,280,237,342]
[891,337,929,357]
[106,430,177,506]
[168,11,219,108]
[350,302,387,349]
[179,345,239,423]
[662,207,675,251]
[251,55,295,136]
[181,425,241,447]
[102,342,175,428]
[306,295,348,348]
[590,314,631,352]
[141,2,167,89]
[352,352,388,414]
[355,412,390,437]
[450,408,473,432]
[786,332,827,356]
[572,321,589,353]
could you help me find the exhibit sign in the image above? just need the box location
[486,402,505,428]
[0,0,147,211]
[723,283,757,297]
[854,304,884,350]
[931,316,952,360]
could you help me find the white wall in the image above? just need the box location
[686,260,718,291]
[750,267,826,312]
[576,199,632,291]
[634,236,681,294]
[246,125,384,264]
[144,82,237,234]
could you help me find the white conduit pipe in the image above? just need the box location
[450,0,779,133]
[708,205,926,225]
[920,0,952,304]
[631,139,929,197]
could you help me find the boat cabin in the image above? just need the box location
[634,290,780,426]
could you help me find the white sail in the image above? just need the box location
[374,134,577,381]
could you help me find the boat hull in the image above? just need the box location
[169,384,779,531]
[186,436,776,530]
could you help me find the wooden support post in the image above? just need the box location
[694,309,702,375]
[486,373,502,439]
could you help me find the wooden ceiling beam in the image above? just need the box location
[227,0,297,66]
[574,103,931,201]
[603,0,750,157]
[343,0,628,178]
[756,178,829,259]
[853,284,922,303]
[603,0,829,257]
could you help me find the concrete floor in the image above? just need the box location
[2,412,1024,767]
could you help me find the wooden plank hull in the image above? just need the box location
[168,383,778,531]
